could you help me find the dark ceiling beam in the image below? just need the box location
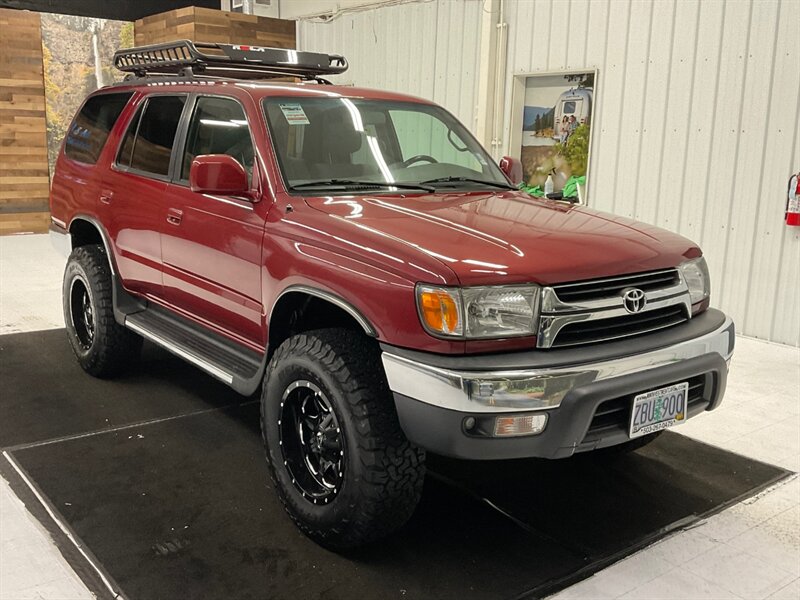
[0,1,222,21]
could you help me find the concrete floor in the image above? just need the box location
[1,233,798,600]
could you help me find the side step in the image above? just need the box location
[125,306,266,396]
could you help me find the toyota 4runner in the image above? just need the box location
[49,41,734,549]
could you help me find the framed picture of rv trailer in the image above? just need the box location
[508,69,597,204]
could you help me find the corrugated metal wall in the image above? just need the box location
[298,0,482,129]
[298,0,800,346]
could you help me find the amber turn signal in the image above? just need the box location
[416,285,463,336]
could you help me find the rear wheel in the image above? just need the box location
[261,328,425,549]
[63,245,141,377]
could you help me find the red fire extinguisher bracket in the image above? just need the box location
[786,172,800,227]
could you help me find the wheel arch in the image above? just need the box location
[267,285,377,360]
[68,215,118,275]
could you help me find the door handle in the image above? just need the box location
[99,191,113,204]
[166,209,183,226]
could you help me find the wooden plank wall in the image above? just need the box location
[0,8,50,234]
[134,6,196,44]
[135,6,295,48]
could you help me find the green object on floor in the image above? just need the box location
[561,175,585,198]
[519,183,545,197]
[520,175,586,199]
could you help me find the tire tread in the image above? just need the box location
[64,245,141,378]
[261,328,425,549]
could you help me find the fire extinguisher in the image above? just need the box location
[787,171,800,226]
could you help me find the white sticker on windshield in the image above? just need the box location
[279,103,310,125]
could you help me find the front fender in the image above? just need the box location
[262,236,466,354]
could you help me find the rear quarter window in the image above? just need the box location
[64,93,133,165]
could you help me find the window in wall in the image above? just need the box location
[65,92,132,164]
[117,95,186,177]
[181,96,255,185]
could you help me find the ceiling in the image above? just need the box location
[0,0,221,21]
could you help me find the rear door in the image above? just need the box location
[160,94,267,347]
[52,92,133,225]
[100,93,188,298]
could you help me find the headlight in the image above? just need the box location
[679,257,710,305]
[463,286,540,338]
[416,284,540,339]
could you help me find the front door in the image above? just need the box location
[160,95,266,347]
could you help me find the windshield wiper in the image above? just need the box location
[418,176,515,190]
[290,179,435,192]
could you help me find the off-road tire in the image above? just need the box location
[261,328,425,549]
[63,245,142,378]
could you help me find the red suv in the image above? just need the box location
[49,41,734,549]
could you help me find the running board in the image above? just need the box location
[125,307,265,396]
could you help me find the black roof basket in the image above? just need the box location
[113,40,348,82]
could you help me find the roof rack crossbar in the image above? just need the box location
[113,40,348,82]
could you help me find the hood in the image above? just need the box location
[303,190,700,286]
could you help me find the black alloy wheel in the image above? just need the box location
[279,380,345,505]
[69,276,95,350]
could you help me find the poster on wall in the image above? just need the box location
[518,71,595,202]
[40,14,134,175]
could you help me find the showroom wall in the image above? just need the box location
[0,8,50,234]
[299,0,800,346]
[299,0,482,132]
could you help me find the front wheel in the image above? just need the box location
[261,329,425,549]
[63,245,141,378]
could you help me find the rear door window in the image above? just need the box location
[117,95,187,178]
[65,92,132,164]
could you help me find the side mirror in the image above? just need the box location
[498,156,523,186]
[190,155,249,196]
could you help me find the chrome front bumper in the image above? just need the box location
[381,315,734,415]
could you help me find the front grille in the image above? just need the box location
[551,305,688,347]
[537,268,691,348]
[582,374,709,443]
[554,269,681,303]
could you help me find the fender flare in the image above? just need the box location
[67,214,145,323]
[68,214,119,275]
[271,284,377,338]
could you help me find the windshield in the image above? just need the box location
[263,97,510,192]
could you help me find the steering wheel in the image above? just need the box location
[401,154,438,168]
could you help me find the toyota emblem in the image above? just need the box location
[622,288,646,313]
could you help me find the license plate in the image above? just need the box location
[629,382,689,439]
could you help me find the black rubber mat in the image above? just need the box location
[0,329,240,448]
[0,330,790,600]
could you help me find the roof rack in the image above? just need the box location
[113,40,348,83]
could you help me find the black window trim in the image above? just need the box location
[112,91,190,183]
[171,92,259,192]
[63,90,134,167]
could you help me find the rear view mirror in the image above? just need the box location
[499,156,523,186]
[190,155,249,196]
